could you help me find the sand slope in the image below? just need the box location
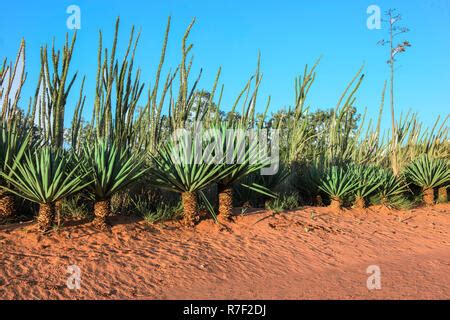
[0,204,449,299]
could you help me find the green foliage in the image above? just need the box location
[292,161,326,202]
[0,121,30,186]
[350,164,382,198]
[376,168,409,206]
[139,201,183,224]
[319,166,359,201]
[61,194,90,219]
[1,146,90,204]
[148,132,228,193]
[216,124,273,193]
[234,164,288,206]
[265,192,300,213]
[83,139,147,201]
[405,154,450,189]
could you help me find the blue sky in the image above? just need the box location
[1,0,449,131]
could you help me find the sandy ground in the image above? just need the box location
[0,204,449,300]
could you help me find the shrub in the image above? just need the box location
[350,164,382,208]
[405,155,450,205]
[319,166,359,209]
[375,169,409,207]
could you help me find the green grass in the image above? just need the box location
[265,193,300,213]
[140,202,183,224]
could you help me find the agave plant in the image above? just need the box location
[214,125,275,221]
[405,155,450,205]
[377,168,409,207]
[319,166,358,209]
[0,146,90,232]
[350,164,382,208]
[0,121,30,217]
[82,140,147,229]
[149,132,230,227]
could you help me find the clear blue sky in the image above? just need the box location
[1,0,449,131]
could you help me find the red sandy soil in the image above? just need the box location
[0,204,449,300]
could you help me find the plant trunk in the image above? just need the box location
[438,187,448,203]
[218,183,233,221]
[37,203,55,233]
[93,199,111,230]
[355,196,366,209]
[423,188,434,206]
[182,192,199,227]
[0,194,16,218]
[329,197,342,210]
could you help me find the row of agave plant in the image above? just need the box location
[1,18,449,234]
[294,157,449,210]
